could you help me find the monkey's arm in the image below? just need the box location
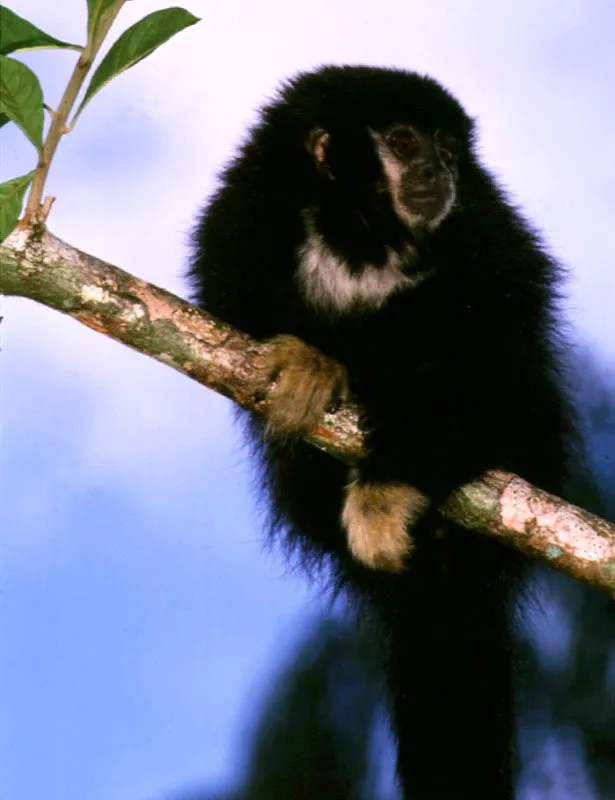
[189,175,305,341]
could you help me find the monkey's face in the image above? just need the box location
[309,122,458,238]
[372,125,458,233]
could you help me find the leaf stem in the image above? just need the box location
[23,0,126,223]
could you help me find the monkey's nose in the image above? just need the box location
[420,165,436,182]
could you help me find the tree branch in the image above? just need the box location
[2,226,614,594]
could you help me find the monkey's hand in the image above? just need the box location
[259,334,349,434]
[342,480,427,572]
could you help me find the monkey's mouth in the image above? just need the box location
[404,190,447,219]
[402,184,455,226]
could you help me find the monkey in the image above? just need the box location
[189,66,576,798]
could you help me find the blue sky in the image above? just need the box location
[2,1,614,798]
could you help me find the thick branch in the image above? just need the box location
[2,226,614,594]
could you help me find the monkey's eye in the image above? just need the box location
[388,129,419,158]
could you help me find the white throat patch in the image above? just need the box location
[296,213,428,314]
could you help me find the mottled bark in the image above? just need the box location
[2,226,614,594]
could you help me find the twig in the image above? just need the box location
[23,1,126,223]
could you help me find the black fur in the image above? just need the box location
[189,65,575,799]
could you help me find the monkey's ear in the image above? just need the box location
[307,127,329,163]
[307,128,334,178]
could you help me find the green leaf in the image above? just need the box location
[75,7,200,120]
[0,172,34,243]
[0,112,10,130]
[0,56,44,151]
[0,7,82,54]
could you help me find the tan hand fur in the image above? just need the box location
[260,334,348,433]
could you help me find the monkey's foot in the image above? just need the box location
[342,481,426,572]
[260,334,348,433]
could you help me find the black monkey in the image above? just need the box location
[189,66,575,799]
